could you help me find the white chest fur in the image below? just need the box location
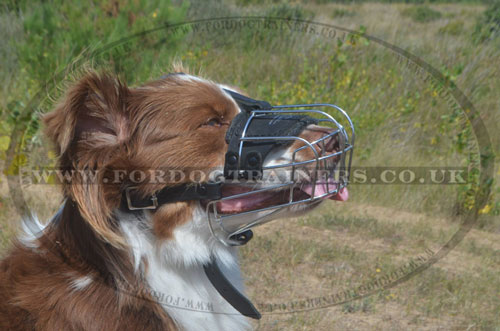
[118,207,251,331]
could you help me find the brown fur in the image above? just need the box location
[0,67,338,330]
[0,68,240,330]
[0,201,177,330]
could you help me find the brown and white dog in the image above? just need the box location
[0,66,347,330]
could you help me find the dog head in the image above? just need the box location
[43,67,350,248]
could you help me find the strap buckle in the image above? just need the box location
[125,187,158,210]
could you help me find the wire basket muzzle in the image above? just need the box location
[210,104,354,246]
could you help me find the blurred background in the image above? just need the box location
[0,0,499,329]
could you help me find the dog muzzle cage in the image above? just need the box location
[122,89,354,247]
[205,89,355,246]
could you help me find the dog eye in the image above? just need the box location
[203,118,222,127]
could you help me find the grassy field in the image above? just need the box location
[1,0,499,330]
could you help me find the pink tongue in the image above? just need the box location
[332,187,349,201]
[301,179,349,201]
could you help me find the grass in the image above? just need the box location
[439,20,465,36]
[473,0,500,42]
[243,204,500,330]
[0,0,499,329]
[331,8,356,18]
[401,5,442,23]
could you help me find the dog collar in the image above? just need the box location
[121,183,254,246]
[121,183,222,210]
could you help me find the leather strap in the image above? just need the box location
[223,89,272,112]
[121,182,223,211]
[204,256,261,319]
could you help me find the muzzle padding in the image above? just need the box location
[224,111,319,179]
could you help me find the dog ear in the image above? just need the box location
[43,72,131,247]
[44,71,130,158]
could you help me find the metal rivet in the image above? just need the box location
[198,185,207,195]
[248,156,258,167]
[227,155,238,165]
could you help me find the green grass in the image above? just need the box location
[439,20,465,35]
[401,5,443,22]
[331,8,356,18]
[309,0,492,3]
[473,0,500,41]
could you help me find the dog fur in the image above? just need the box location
[0,67,335,330]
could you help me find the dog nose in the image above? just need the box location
[324,133,339,153]
[297,125,343,159]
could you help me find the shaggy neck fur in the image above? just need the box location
[117,205,250,331]
[9,201,250,331]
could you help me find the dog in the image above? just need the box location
[0,65,350,330]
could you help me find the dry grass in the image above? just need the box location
[241,202,500,330]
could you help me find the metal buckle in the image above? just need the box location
[125,186,158,210]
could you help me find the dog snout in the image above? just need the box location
[323,131,339,153]
[262,124,342,174]
[302,125,340,154]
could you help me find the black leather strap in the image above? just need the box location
[121,182,223,211]
[204,256,261,319]
[223,89,271,112]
